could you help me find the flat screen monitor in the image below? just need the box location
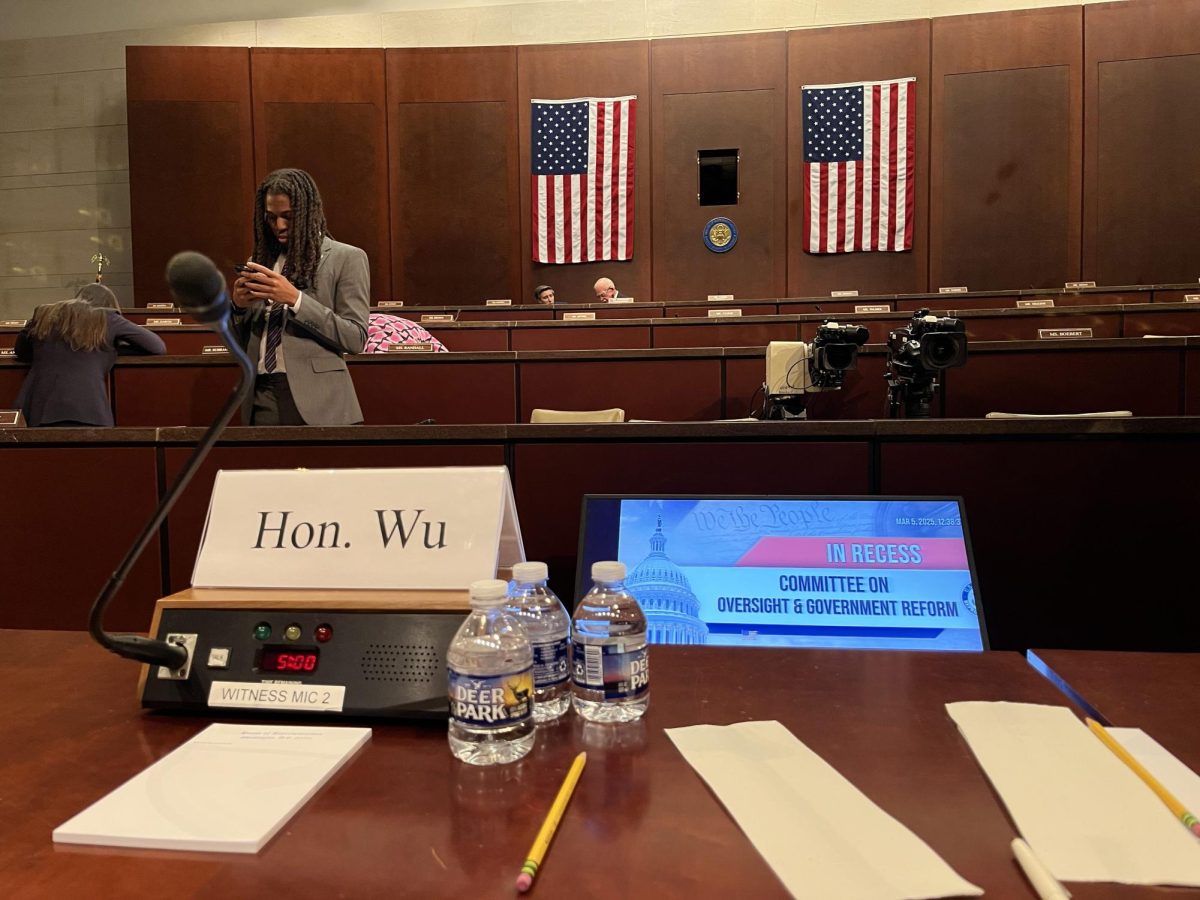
[575,495,987,651]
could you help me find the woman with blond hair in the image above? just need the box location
[14,298,165,426]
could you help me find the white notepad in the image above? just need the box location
[667,720,981,900]
[53,723,371,853]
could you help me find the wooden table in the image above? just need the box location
[6,630,1186,898]
[1029,649,1200,772]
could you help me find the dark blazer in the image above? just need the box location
[14,311,166,426]
[235,236,370,425]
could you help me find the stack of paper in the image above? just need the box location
[54,723,370,853]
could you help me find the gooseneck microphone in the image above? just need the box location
[87,251,256,670]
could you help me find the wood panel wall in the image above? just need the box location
[386,47,521,305]
[126,47,255,303]
[651,33,788,301]
[250,49,391,302]
[1083,0,1200,284]
[125,0,1200,306]
[930,7,1082,291]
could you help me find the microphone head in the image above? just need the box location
[166,251,230,323]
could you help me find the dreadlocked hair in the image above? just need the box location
[251,168,331,291]
[29,299,109,351]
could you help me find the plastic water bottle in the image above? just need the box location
[571,561,650,722]
[447,579,536,765]
[506,561,571,722]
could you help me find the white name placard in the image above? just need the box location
[938,286,969,293]
[831,290,860,297]
[1065,281,1096,290]
[1184,294,1200,303]
[708,308,742,318]
[1,319,28,327]
[146,302,174,310]
[192,466,525,590]
[1038,327,1094,339]
[208,681,346,712]
[0,348,17,357]
[485,298,512,306]
[608,297,635,304]
[147,317,183,326]
[707,294,735,302]
[202,345,229,354]
[1017,298,1055,309]
[854,304,891,314]
[564,312,596,321]
[0,410,25,426]
[420,314,455,323]
[378,300,405,308]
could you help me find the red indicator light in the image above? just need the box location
[314,624,333,643]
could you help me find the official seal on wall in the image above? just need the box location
[703,217,738,253]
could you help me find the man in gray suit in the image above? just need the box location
[232,168,368,425]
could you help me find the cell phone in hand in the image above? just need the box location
[233,263,250,274]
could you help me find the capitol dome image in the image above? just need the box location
[626,517,708,645]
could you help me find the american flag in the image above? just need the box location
[802,78,915,254]
[531,96,636,264]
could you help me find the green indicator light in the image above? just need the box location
[254,623,271,640]
[284,624,302,641]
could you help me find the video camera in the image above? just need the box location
[886,309,968,418]
[810,322,871,389]
[762,321,869,419]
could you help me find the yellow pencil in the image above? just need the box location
[1085,717,1200,837]
[515,751,587,893]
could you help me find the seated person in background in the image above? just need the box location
[363,313,448,353]
[13,298,165,426]
[75,283,120,310]
[593,277,619,302]
[533,284,555,305]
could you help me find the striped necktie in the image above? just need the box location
[263,303,284,373]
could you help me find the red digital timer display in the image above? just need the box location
[258,646,320,673]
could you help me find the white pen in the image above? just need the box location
[1012,837,1071,900]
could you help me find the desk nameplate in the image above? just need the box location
[708,309,742,318]
[1017,299,1055,309]
[0,348,17,357]
[1,319,28,327]
[378,300,405,308]
[1184,295,1200,303]
[147,318,183,326]
[485,299,512,307]
[831,290,859,297]
[202,346,229,354]
[421,314,455,323]
[0,410,25,427]
[707,294,735,302]
[386,342,435,352]
[608,297,635,304]
[1038,328,1093,339]
[564,312,597,321]
[938,286,969,294]
[855,304,891,314]
[1065,281,1097,290]
[145,303,174,310]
